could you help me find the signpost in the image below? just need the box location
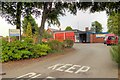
[96,34,106,38]
[9,29,20,42]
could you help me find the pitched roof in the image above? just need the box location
[48,28,59,32]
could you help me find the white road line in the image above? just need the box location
[31,74,41,78]
[65,65,81,73]
[17,72,36,78]
[56,64,73,72]
[75,66,90,73]
[48,64,63,70]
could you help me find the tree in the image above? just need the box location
[65,26,73,31]
[42,30,53,39]
[36,2,85,42]
[0,2,40,40]
[1,2,22,39]
[91,21,103,33]
[107,12,120,35]
[26,22,32,38]
[1,2,120,42]
[22,15,38,34]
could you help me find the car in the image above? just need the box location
[104,34,118,45]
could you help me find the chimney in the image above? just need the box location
[59,28,61,31]
[85,27,89,31]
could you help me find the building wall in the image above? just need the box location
[90,34,105,43]
[0,36,2,39]
[54,31,75,42]
[46,28,53,35]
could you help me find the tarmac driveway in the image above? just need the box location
[1,43,118,79]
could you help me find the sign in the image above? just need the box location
[9,29,20,36]
[96,34,106,38]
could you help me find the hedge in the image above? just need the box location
[0,40,51,62]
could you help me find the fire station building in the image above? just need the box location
[46,27,108,43]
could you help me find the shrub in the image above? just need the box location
[20,50,33,59]
[63,39,74,48]
[23,38,33,43]
[48,40,64,53]
[32,44,51,57]
[0,40,51,62]
[0,53,9,62]
[110,44,120,65]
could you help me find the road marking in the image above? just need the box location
[46,76,56,80]
[56,64,73,72]
[16,64,91,79]
[75,66,90,73]
[48,64,63,70]
[48,64,91,74]
[31,74,41,78]
[65,65,81,73]
[17,72,41,78]
[16,72,55,80]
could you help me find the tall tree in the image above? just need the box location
[22,15,38,34]
[91,21,103,33]
[1,2,120,41]
[0,2,40,39]
[26,22,32,38]
[1,2,22,39]
[65,26,73,31]
[107,12,120,35]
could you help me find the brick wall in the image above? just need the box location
[90,34,104,43]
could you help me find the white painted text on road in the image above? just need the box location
[48,63,90,74]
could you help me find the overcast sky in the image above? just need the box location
[0,9,108,37]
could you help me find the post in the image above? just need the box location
[8,36,10,42]
[64,32,65,40]
[8,29,10,42]
[19,34,20,41]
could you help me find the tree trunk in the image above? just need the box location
[38,12,46,43]
[38,3,48,43]
[38,2,52,43]
[16,2,22,40]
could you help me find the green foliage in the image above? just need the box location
[63,39,74,48]
[0,40,51,62]
[110,44,120,65]
[23,37,33,43]
[65,26,73,31]
[107,12,119,36]
[22,15,39,34]
[47,40,64,53]
[0,38,71,62]
[26,22,33,38]
[33,44,51,57]
[42,30,53,39]
[2,2,119,43]
[91,21,103,33]
[0,39,2,54]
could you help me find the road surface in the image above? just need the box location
[1,43,118,79]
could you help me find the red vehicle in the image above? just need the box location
[104,34,118,45]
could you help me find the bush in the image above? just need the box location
[32,44,51,58]
[110,44,120,65]
[22,37,33,43]
[24,38,33,43]
[47,40,64,53]
[0,40,51,62]
[63,39,74,48]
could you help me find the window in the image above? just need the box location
[108,36,116,40]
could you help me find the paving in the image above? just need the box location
[1,43,118,79]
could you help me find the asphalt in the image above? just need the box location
[1,43,118,79]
